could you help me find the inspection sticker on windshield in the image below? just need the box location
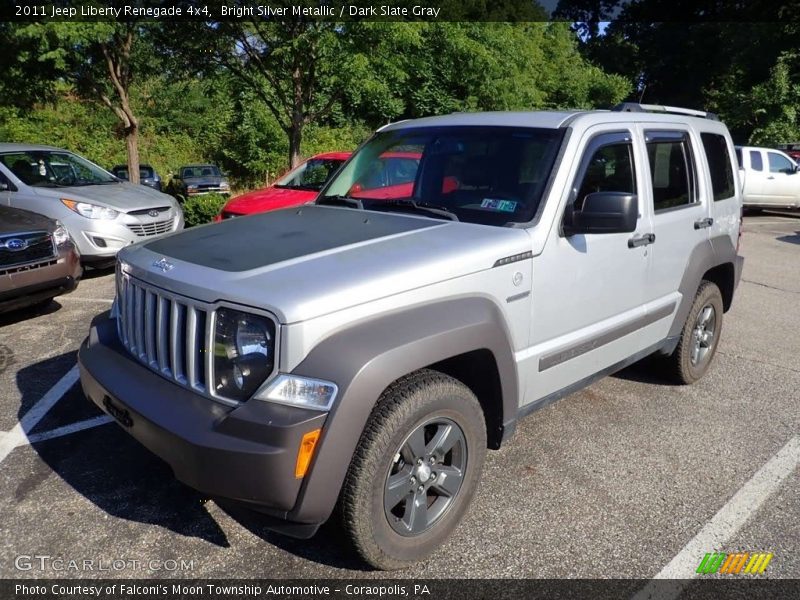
[481,198,517,212]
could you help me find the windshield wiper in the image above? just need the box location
[318,195,364,209]
[375,199,459,222]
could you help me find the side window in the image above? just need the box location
[645,131,697,211]
[700,133,735,201]
[573,141,636,211]
[768,152,795,174]
[750,151,763,171]
[735,148,742,168]
[0,170,14,191]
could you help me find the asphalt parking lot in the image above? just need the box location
[0,213,798,581]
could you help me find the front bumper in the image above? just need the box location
[78,313,327,525]
[0,244,82,312]
[67,213,183,260]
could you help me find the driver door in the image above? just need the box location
[525,129,654,404]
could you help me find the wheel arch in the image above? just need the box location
[701,262,735,312]
[286,297,518,524]
[667,235,741,341]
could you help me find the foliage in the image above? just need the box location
[345,22,630,122]
[2,20,633,187]
[556,1,800,143]
[181,193,229,227]
[707,52,800,145]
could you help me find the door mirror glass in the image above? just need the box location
[568,192,639,235]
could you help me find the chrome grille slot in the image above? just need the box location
[170,301,186,384]
[127,219,174,237]
[115,273,210,396]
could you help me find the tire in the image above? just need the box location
[665,281,724,384]
[338,369,487,570]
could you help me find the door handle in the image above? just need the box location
[694,217,714,229]
[628,233,656,248]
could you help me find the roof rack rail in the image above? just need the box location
[612,102,719,121]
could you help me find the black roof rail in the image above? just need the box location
[612,102,719,121]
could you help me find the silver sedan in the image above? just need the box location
[0,144,184,267]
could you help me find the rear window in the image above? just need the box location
[749,151,763,171]
[701,133,735,201]
[645,131,697,211]
[114,166,153,179]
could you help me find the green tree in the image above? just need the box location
[347,22,630,121]
[172,17,363,169]
[709,51,800,145]
[3,21,160,183]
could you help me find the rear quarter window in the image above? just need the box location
[700,133,735,201]
[645,131,697,211]
[749,150,763,171]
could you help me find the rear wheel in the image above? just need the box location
[339,369,486,570]
[665,281,724,384]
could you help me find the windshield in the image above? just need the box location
[114,166,155,180]
[275,158,346,191]
[0,151,118,187]
[181,165,221,178]
[319,126,564,225]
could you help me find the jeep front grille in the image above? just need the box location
[127,218,175,237]
[116,274,209,394]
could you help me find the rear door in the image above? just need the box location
[639,126,710,341]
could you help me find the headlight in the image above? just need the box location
[213,308,275,401]
[52,220,71,246]
[255,375,338,411]
[220,181,230,189]
[61,198,118,220]
[187,184,198,191]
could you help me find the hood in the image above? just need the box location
[120,205,531,323]
[184,176,225,186]
[0,205,57,234]
[32,181,176,212]
[223,186,317,215]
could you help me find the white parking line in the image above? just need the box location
[746,219,800,225]
[59,297,113,303]
[0,365,79,465]
[633,435,800,599]
[20,415,113,446]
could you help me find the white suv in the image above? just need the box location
[80,103,743,569]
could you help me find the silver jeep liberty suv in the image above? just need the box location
[79,104,743,569]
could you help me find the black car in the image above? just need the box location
[111,164,162,191]
[168,164,231,200]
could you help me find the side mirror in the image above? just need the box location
[0,182,8,191]
[567,192,638,235]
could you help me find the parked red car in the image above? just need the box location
[216,152,351,220]
[215,151,425,219]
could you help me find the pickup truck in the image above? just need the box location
[735,145,800,210]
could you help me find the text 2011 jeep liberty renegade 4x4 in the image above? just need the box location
[79,104,743,569]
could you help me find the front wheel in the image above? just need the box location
[665,281,724,384]
[338,370,487,570]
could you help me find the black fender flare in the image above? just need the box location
[286,296,518,524]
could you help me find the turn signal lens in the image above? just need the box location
[295,428,321,479]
